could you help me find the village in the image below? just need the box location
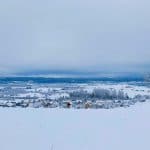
[0,82,150,109]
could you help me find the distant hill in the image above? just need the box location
[144,74,150,82]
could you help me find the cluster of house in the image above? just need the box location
[0,96,148,109]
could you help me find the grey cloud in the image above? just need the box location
[0,0,150,74]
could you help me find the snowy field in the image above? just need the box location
[0,102,150,150]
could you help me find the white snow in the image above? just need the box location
[17,92,44,98]
[0,102,150,150]
[50,93,69,100]
[36,87,49,93]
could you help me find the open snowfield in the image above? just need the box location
[0,102,150,150]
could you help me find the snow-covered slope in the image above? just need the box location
[0,102,150,150]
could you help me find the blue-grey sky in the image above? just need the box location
[0,0,150,75]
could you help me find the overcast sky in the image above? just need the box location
[0,0,150,75]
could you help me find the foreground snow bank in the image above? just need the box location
[0,102,150,150]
